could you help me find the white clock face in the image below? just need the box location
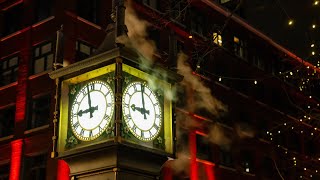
[70,80,114,141]
[122,82,162,141]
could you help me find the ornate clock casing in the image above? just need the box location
[70,80,114,141]
[58,64,116,152]
[121,64,173,154]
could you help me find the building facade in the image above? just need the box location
[0,0,320,179]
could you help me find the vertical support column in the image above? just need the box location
[114,57,123,141]
[115,0,127,39]
[15,28,31,137]
[189,131,197,180]
[9,139,23,180]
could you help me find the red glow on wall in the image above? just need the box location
[57,160,70,180]
[9,139,23,180]
[189,132,198,180]
[205,163,216,180]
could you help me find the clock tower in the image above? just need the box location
[49,1,182,179]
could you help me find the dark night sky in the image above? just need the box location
[241,0,320,62]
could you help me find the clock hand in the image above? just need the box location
[87,85,93,118]
[141,84,147,119]
[77,106,98,117]
[131,104,149,115]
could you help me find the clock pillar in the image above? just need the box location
[114,57,123,141]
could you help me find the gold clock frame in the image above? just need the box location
[58,64,116,153]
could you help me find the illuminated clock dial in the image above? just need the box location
[122,82,162,141]
[70,80,114,141]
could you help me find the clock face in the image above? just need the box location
[122,82,162,141]
[70,80,114,141]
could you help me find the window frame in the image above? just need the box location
[75,40,96,61]
[0,54,19,86]
[27,93,51,130]
[32,41,54,75]
[0,104,16,138]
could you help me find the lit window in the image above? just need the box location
[0,55,19,86]
[32,42,54,74]
[24,154,47,180]
[27,94,50,129]
[213,33,223,46]
[0,105,15,137]
[75,40,96,61]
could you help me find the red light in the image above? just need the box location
[205,163,216,180]
[10,139,23,180]
[57,160,70,180]
[189,132,198,180]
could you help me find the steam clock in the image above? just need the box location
[49,45,181,179]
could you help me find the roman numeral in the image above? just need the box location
[90,83,94,90]
[154,124,159,130]
[98,126,103,132]
[155,114,160,118]
[105,91,110,96]
[80,129,84,136]
[154,102,159,106]
[125,114,131,120]
[104,115,110,120]
[89,130,93,137]
[73,121,80,129]
[133,84,138,91]
[107,103,112,107]
[81,88,86,95]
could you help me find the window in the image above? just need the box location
[261,156,275,178]
[0,106,15,137]
[0,55,19,86]
[32,41,54,74]
[27,95,50,129]
[196,134,210,161]
[219,147,233,167]
[190,11,204,35]
[34,0,52,23]
[234,36,247,59]
[24,154,47,180]
[241,150,254,173]
[75,40,96,61]
[220,0,232,3]
[213,33,223,46]
[143,0,158,10]
[0,163,9,180]
[77,0,100,24]
[2,4,22,37]
[253,55,265,70]
[170,0,188,23]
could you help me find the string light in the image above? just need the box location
[188,35,193,39]
[288,19,294,26]
[314,1,319,5]
[254,80,257,84]
[311,44,315,47]
[312,51,315,55]
[312,24,316,29]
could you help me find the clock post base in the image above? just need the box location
[62,143,168,180]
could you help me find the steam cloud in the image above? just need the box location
[119,1,254,178]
